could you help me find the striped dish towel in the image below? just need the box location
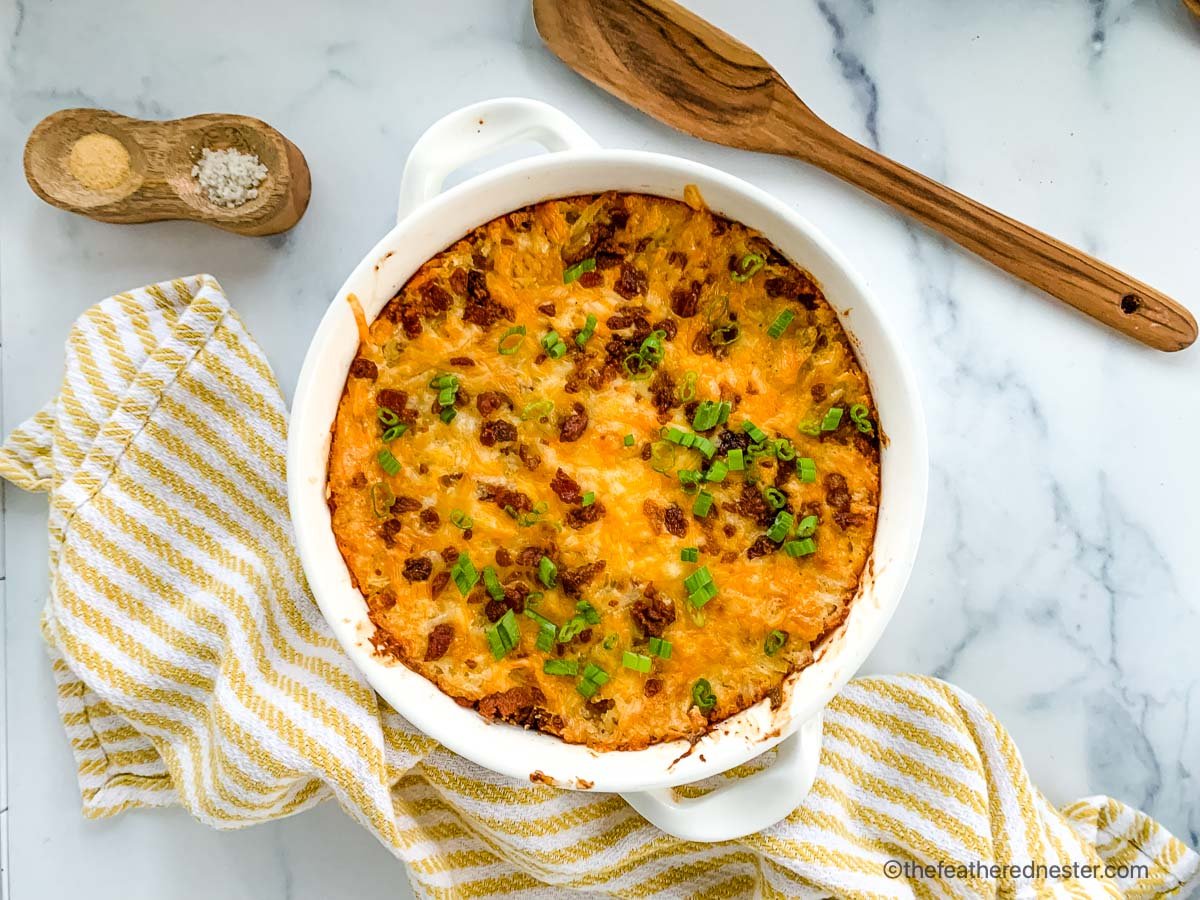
[2,275,1195,899]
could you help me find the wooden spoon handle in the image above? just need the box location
[803,127,1196,352]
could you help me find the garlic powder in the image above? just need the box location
[191,147,268,208]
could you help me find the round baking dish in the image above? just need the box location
[288,98,927,841]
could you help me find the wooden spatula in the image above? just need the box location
[533,0,1195,352]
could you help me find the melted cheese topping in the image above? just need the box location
[328,191,880,751]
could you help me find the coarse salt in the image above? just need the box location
[191,147,268,209]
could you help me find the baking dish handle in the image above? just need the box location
[396,97,600,222]
[620,713,824,842]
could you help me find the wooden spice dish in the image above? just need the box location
[23,108,311,236]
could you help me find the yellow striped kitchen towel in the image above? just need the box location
[1,275,1195,900]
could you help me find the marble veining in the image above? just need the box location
[2,0,1198,896]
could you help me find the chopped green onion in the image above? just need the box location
[795,515,819,538]
[525,608,555,629]
[381,423,407,443]
[797,420,821,436]
[676,370,698,402]
[741,420,767,443]
[648,637,673,659]
[377,406,400,426]
[693,435,716,459]
[623,433,636,447]
[576,678,600,698]
[370,482,395,518]
[649,440,677,473]
[709,321,740,346]
[535,623,556,652]
[705,460,728,482]
[439,407,458,424]
[688,582,717,607]
[557,615,588,643]
[727,448,745,471]
[678,469,702,493]
[485,627,506,659]
[581,491,595,507]
[450,554,478,596]
[663,426,688,445]
[497,325,526,355]
[377,448,401,476]
[429,373,458,390]
[603,634,619,650]
[544,659,579,676]
[765,487,787,509]
[575,313,598,347]
[766,308,795,339]
[849,403,874,436]
[563,257,597,284]
[684,566,714,593]
[766,510,794,543]
[820,407,844,431]
[437,387,457,407]
[521,399,554,420]
[797,457,817,483]
[482,566,505,601]
[525,592,544,607]
[692,490,714,517]
[622,651,652,673]
[511,500,549,528]
[541,331,567,359]
[692,400,722,432]
[692,678,717,711]
[576,600,601,625]
[638,330,668,366]
[680,547,699,563]
[746,440,774,461]
[730,252,765,283]
[449,509,473,530]
[764,629,789,656]
[774,439,796,461]
[537,556,558,588]
[486,609,520,659]
[623,352,652,381]
[582,663,610,685]
[784,538,817,557]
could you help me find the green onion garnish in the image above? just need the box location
[575,313,598,347]
[692,491,714,517]
[774,439,796,461]
[450,554,478,596]
[541,331,568,359]
[623,352,652,381]
[377,406,400,426]
[680,547,699,563]
[795,515,818,538]
[797,420,821,436]
[449,509,473,530]
[693,435,716,459]
[537,556,558,588]
[820,407,844,431]
[510,500,548,528]
[498,325,526,355]
[676,371,698,402]
[544,659,579,676]
[709,321,740,346]
[684,567,717,607]
[557,616,587,643]
[766,309,795,339]
[370,482,395,518]
[678,469,702,494]
[563,258,597,284]
[535,623,556,652]
[705,460,728,482]
[482,566,505,601]
[741,420,767,443]
[765,487,787,509]
[439,407,458,424]
[849,403,874,436]
[525,608,554,629]
[730,252,765,283]
[783,538,817,557]
[638,330,668,366]
[576,678,600,698]
[429,373,458,390]
[521,399,554,420]
[766,510,794,543]
[797,457,817,483]
[603,634,619,650]
[764,629,789,656]
[649,440,677,473]
[692,678,717,711]
[381,423,407,443]
[576,600,601,625]
[692,400,722,432]
[583,663,610,685]
[486,609,521,659]
[377,448,401,476]
[622,651,652,673]
[581,491,595,507]
[727,448,745,471]
[648,637,673,659]
[624,433,636,447]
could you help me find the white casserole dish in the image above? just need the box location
[287,98,928,842]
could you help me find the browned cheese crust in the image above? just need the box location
[327,190,881,751]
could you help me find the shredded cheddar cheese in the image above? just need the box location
[327,191,880,751]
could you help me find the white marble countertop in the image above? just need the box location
[3,0,1198,896]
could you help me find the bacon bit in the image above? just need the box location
[346,292,371,345]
